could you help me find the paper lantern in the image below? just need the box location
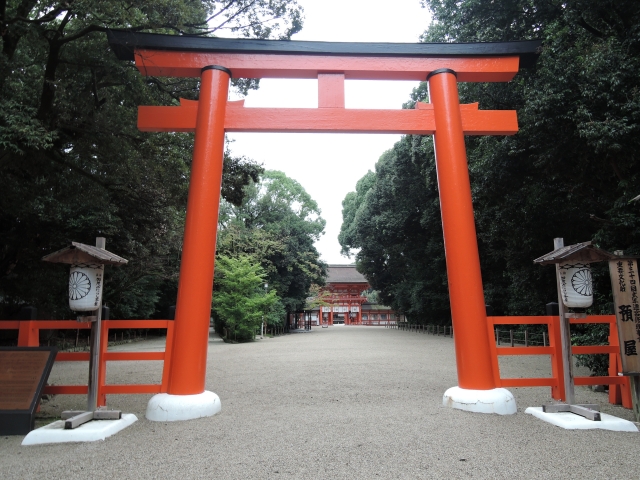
[557,263,593,308]
[69,265,104,311]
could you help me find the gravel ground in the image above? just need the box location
[1,327,638,479]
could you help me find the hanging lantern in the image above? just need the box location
[42,241,127,311]
[557,262,593,308]
[69,264,105,311]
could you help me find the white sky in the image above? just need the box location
[226,0,432,264]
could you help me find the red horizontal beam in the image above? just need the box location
[571,345,618,355]
[104,320,172,329]
[103,352,165,361]
[574,376,627,386]
[43,385,88,395]
[101,384,163,394]
[0,321,20,329]
[135,50,520,82]
[139,101,517,135]
[496,346,554,356]
[489,316,555,325]
[569,315,615,324]
[500,378,557,387]
[56,352,90,362]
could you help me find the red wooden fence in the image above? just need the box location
[0,319,174,407]
[487,315,632,408]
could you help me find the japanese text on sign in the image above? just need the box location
[609,258,640,374]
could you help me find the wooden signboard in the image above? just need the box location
[609,258,640,374]
[0,347,57,435]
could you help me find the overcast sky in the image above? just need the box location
[226,0,432,264]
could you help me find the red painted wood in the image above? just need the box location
[429,70,496,390]
[43,385,88,395]
[574,376,627,386]
[101,384,163,394]
[496,346,554,356]
[138,102,518,135]
[104,352,165,361]
[500,378,557,387]
[56,352,91,362]
[135,50,520,82]
[318,73,345,108]
[569,315,614,324]
[167,66,230,395]
[571,345,618,354]
[488,316,556,325]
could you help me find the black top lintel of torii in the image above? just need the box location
[107,30,541,69]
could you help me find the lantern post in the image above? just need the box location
[42,237,128,428]
[533,238,616,420]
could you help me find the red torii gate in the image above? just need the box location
[108,32,540,420]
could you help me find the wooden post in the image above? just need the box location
[87,236,105,412]
[510,329,514,347]
[543,331,547,347]
[554,238,575,404]
[525,329,529,347]
[608,253,640,420]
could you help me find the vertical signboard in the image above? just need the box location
[609,258,640,374]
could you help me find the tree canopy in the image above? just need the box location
[216,170,327,316]
[212,254,277,342]
[340,0,640,324]
[0,1,303,319]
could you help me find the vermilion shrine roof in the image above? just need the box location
[326,265,368,284]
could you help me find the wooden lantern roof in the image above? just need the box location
[533,241,616,265]
[42,242,128,266]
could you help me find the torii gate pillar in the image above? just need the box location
[146,65,230,421]
[428,69,515,414]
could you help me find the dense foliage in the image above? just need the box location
[215,170,327,329]
[212,255,277,342]
[0,1,303,319]
[340,0,640,335]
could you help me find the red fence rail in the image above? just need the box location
[0,319,174,407]
[487,315,632,408]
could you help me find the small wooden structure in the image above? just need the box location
[42,242,128,266]
[534,239,616,420]
[42,238,127,428]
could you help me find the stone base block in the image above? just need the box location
[146,391,221,422]
[443,386,517,415]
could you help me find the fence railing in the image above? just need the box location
[393,322,453,337]
[0,319,174,407]
[488,315,632,407]
[361,319,396,326]
[391,316,633,407]
[495,328,548,347]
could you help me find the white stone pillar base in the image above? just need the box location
[443,386,517,415]
[146,391,221,422]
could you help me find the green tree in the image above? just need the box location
[0,1,303,319]
[418,0,640,316]
[339,135,449,324]
[341,1,640,335]
[212,254,277,342]
[217,170,327,314]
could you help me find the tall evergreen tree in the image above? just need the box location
[0,1,303,319]
[341,0,640,327]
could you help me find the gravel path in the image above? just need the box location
[1,327,637,479]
